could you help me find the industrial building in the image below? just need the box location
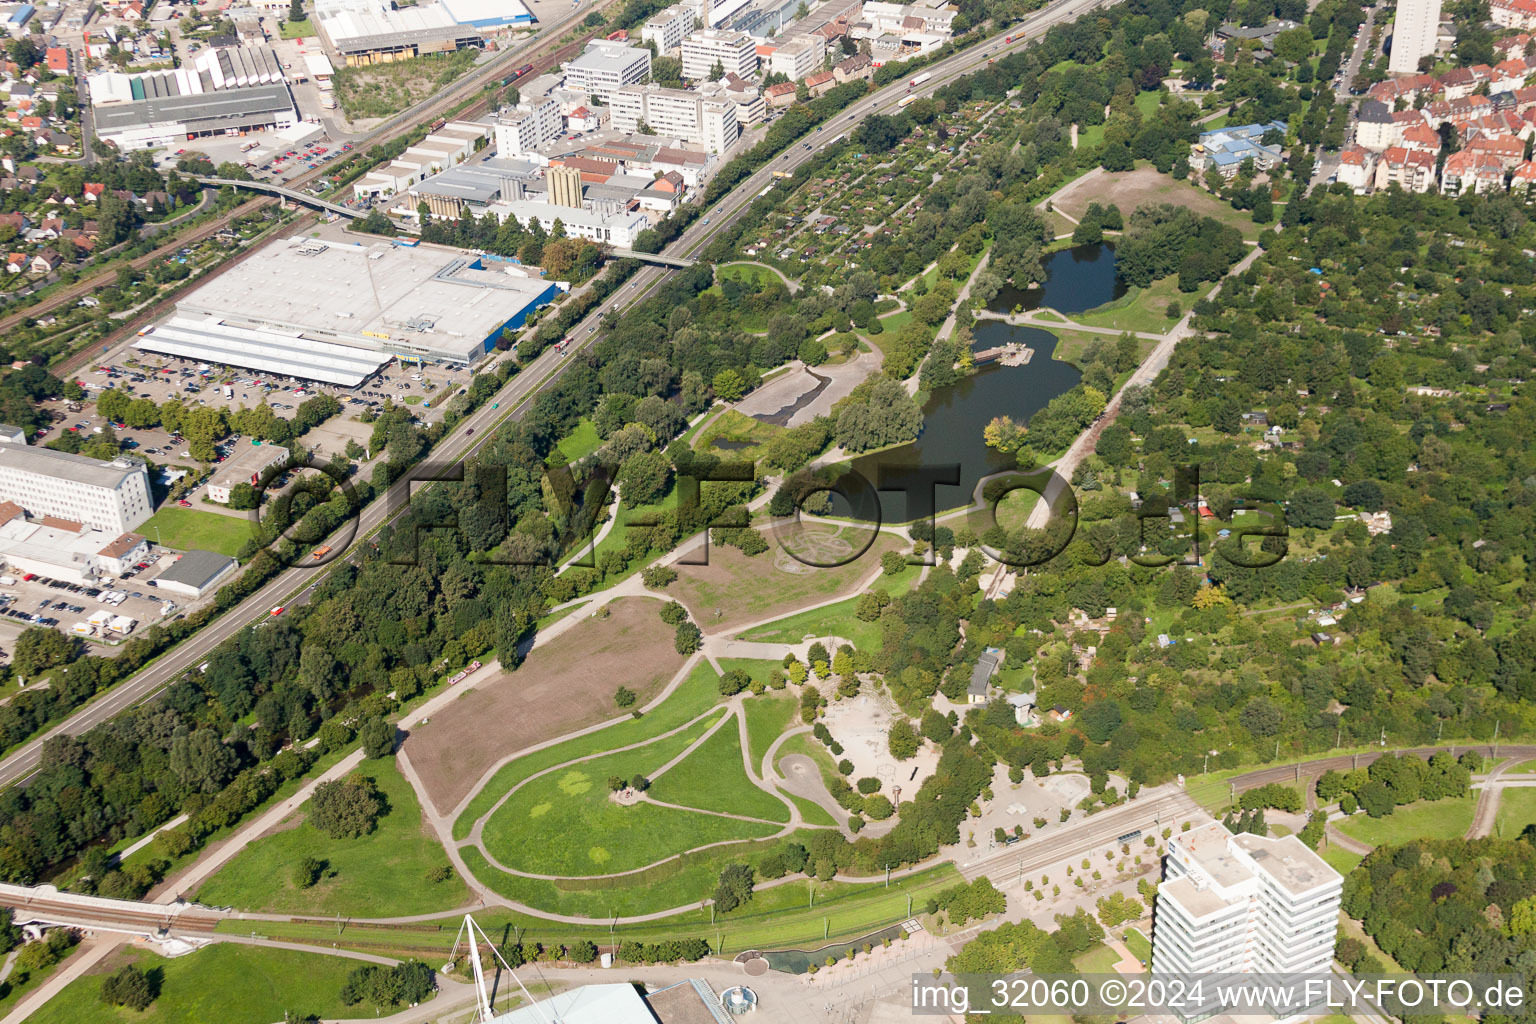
[351,121,490,198]
[609,83,739,153]
[438,0,535,28]
[0,431,152,534]
[88,46,288,104]
[488,199,650,247]
[1152,822,1342,1019]
[486,980,735,1024]
[562,41,652,103]
[764,33,827,79]
[0,501,150,587]
[87,46,300,150]
[317,2,488,66]
[154,549,239,599]
[408,157,544,218]
[208,443,291,504]
[137,237,560,385]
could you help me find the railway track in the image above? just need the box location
[0,890,223,937]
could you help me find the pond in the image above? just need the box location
[832,322,1081,524]
[987,242,1126,315]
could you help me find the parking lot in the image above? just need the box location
[0,555,186,663]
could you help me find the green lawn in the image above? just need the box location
[1124,927,1152,965]
[1320,844,1363,876]
[648,714,790,822]
[244,860,964,957]
[195,757,468,916]
[1495,787,1536,838]
[741,691,798,771]
[1337,796,1476,847]
[718,263,781,288]
[452,659,723,840]
[480,709,781,876]
[0,948,70,1019]
[1073,274,1186,335]
[278,17,314,38]
[27,945,376,1024]
[738,595,883,650]
[1075,943,1121,974]
[143,506,252,557]
[547,417,602,467]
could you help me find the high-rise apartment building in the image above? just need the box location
[609,83,739,152]
[680,28,758,80]
[0,432,152,534]
[1152,822,1342,1019]
[1388,0,1443,75]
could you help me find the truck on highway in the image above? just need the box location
[898,95,918,107]
[908,72,932,89]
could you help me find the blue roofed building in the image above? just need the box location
[438,0,535,29]
[1189,120,1289,179]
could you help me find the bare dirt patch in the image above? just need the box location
[404,597,685,814]
[670,525,901,632]
[1050,167,1257,239]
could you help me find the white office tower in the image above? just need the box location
[1388,0,1443,74]
[0,432,152,534]
[680,28,758,80]
[1152,822,1342,1017]
[494,95,562,157]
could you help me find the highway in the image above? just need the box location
[0,0,1117,790]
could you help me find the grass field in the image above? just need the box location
[27,945,372,1024]
[479,710,782,875]
[1073,274,1187,335]
[143,506,251,557]
[1320,844,1363,876]
[738,595,883,650]
[0,949,69,1020]
[548,417,602,466]
[194,757,468,916]
[1124,927,1152,965]
[648,714,790,822]
[1337,796,1476,847]
[1495,787,1536,837]
[694,409,782,460]
[407,596,686,814]
[331,49,478,120]
[230,861,965,958]
[1075,943,1121,974]
[742,691,798,771]
[1050,165,1261,241]
[452,659,723,841]
[671,525,900,632]
[277,17,314,38]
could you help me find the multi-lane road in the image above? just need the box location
[0,0,1120,789]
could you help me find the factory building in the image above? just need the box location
[137,238,560,385]
[317,2,486,66]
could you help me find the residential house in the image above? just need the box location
[1440,64,1492,99]
[967,649,1001,704]
[1512,158,1536,194]
[804,70,835,97]
[833,52,873,84]
[1336,147,1375,191]
[1356,99,1395,150]
[1440,148,1507,193]
[1400,121,1440,152]
[1492,0,1536,30]
[44,47,67,73]
[1464,133,1526,168]
[1375,146,1437,192]
[4,254,25,274]
[83,182,105,202]
[29,248,61,274]
[765,81,796,108]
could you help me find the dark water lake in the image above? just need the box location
[987,241,1126,315]
[830,322,1082,523]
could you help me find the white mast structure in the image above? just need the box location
[447,914,556,1024]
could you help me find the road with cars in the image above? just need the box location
[0,0,1124,789]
